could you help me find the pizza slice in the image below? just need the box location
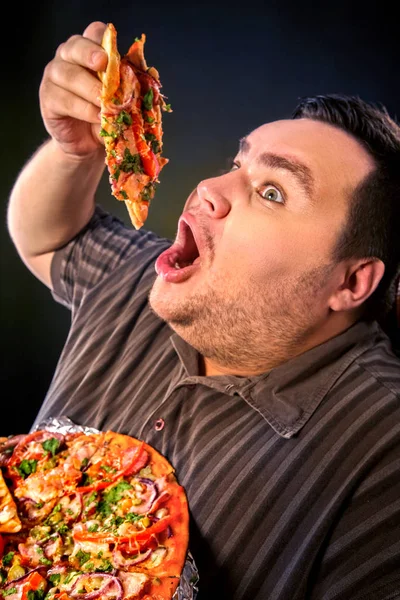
[0,469,21,533]
[98,23,171,230]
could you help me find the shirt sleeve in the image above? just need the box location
[50,204,169,313]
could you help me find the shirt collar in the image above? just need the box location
[170,320,383,438]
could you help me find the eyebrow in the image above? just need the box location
[239,137,315,200]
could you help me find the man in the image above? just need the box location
[7,21,400,600]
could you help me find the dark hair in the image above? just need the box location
[292,94,400,322]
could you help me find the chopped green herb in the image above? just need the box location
[39,557,52,566]
[120,148,143,174]
[125,512,143,523]
[164,103,172,112]
[142,88,154,111]
[111,168,120,182]
[87,523,99,532]
[101,465,117,473]
[27,589,45,600]
[42,438,61,457]
[80,473,94,487]
[57,524,69,535]
[3,587,17,597]
[75,549,91,566]
[103,480,132,504]
[119,190,128,199]
[97,499,112,518]
[144,114,155,123]
[116,111,132,126]
[83,562,95,572]
[17,459,37,479]
[100,128,117,139]
[49,574,61,586]
[2,552,14,567]
[98,559,113,573]
[141,184,155,202]
[80,457,89,470]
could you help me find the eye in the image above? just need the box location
[258,185,284,204]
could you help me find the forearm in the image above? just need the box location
[7,138,106,258]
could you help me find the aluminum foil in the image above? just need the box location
[34,416,199,600]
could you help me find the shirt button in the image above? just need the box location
[154,418,165,431]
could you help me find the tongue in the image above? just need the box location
[155,244,200,282]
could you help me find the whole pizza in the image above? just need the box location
[0,430,190,600]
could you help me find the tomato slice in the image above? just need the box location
[131,115,160,179]
[76,442,148,493]
[73,515,171,544]
[21,571,47,600]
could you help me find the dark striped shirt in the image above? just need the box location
[33,206,400,600]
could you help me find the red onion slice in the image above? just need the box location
[70,574,123,600]
[128,478,157,515]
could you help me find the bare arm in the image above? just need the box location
[7,22,109,289]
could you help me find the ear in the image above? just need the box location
[329,258,385,312]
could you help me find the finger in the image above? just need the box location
[82,21,107,44]
[56,31,107,72]
[40,80,101,125]
[43,58,103,108]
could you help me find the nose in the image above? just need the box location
[196,174,232,219]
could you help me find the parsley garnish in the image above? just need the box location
[145,114,155,123]
[16,459,37,479]
[119,190,128,199]
[3,588,17,597]
[49,574,61,586]
[142,88,154,111]
[120,148,143,174]
[75,549,91,566]
[100,128,117,139]
[42,438,61,457]
[116,111,132,126]
[2,552,14,567]
[27,590,45,600]
[98,559,113,573]
[103,480,132,504]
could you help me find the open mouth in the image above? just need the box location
[155,217,202,283]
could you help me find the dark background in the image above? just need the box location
[1,0,399,435]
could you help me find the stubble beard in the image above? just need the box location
[149,262,335,374]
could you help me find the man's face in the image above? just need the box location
[149,118,375,375]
